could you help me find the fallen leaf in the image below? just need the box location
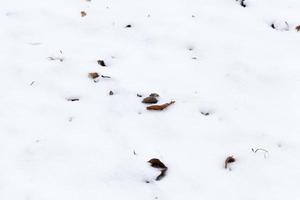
[142,96,158,104]
[148,158,168,181]
[146,101,175,111]
[225,156,235,169]
[97,60,106,66]
[81,11,87,17]
[88,72,99,79]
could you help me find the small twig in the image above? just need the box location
[48,56,64,62]
[284,21,290,31]
[251,148,269,158]
[66,98,80,102]
[101,75,111,78]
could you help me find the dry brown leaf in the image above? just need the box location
[88,72,99,79]
[97,60,106,66]
[148,158,168,181]
[81,11,87,17]
[224,156,236,169]
[142,96,158,104]
[146,101,175,111]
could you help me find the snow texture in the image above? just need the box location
[1,0,300,199]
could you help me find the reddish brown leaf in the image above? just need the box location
[146,101,175,111]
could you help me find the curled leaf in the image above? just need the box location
[148,158,168,181]
[225,156,235,169]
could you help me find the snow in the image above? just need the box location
[1,0,300,199]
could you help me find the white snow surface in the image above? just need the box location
[1,0,300,199]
